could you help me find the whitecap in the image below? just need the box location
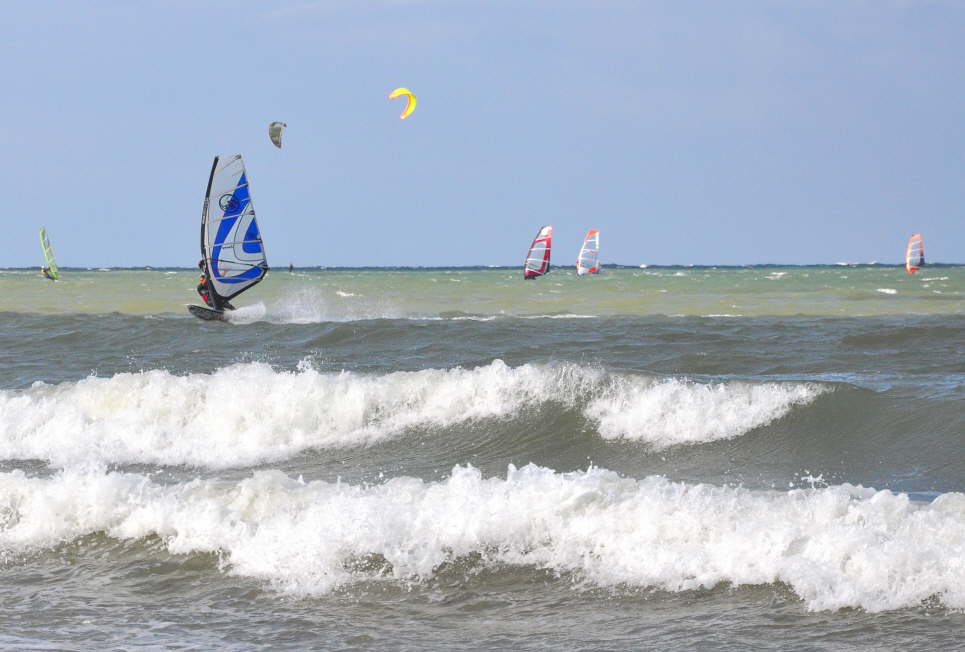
[1,465,961,612]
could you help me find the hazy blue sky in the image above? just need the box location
[2,0,962,267]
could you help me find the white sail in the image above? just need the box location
[576,229,600,275]
[201,155,268,303]
[905,233,924,274]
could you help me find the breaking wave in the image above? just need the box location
[1,465,962,612]
[0,361,827,469]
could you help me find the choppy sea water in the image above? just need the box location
[0,266,963,650]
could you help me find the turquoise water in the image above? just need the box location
[3,264,962,318]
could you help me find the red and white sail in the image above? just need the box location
[905,233,924,274]
[523,225,553,279]
[576,229,600,275]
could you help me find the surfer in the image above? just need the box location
[196,260,212,307]
[196,275,212,307]
[41,266,53,280]
[196,260,235,311]
[196,260,221,309]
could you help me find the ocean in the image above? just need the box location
[0,265,962,650]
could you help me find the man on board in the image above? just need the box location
[41,267,53,280]
[196,259,234,311]
[196,260,213,307]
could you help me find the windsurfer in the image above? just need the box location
[41,266,53,280]
[196,260,235,311]
[197,279,213,308]
[196,260,217,309]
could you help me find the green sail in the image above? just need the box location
[39,226,60,280]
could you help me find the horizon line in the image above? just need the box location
[4,262,963,271]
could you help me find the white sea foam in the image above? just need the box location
[1,465,962,611]
[585,376,823,446]
[0,361,571,468]
[223,301,268,323]
[444,315,498,322]
[0,362,826,469]
[876,288,897,295]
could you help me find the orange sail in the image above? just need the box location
[905,233,924,274]
[576,229,600,275]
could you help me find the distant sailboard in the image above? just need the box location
[189,154,268,320]
[38,226,59,280]
[576,229,600,275]
[905,233,924,274]
[523,225,553,279]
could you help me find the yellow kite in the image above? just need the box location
[388,87,417,119]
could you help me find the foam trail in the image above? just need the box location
[1,465,962,611]
[0,361,826,468]
[223,302,267,323]
[227,287,401,324]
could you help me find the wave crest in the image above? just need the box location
[0,361,825,468]
[1,465,962,611]
[586,377,824,445]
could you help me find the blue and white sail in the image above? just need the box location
[200,155,268,303]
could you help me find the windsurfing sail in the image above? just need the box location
[905,233,924,274]
[576,229,600,275]
[200,155,268,308]
[523,225,553,279]
[38,226,60,280]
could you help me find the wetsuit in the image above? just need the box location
[197,275,235,311]
[197,275,214,308]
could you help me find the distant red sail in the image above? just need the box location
[523,225,553,279]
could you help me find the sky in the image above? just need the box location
[1,0,962,267]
